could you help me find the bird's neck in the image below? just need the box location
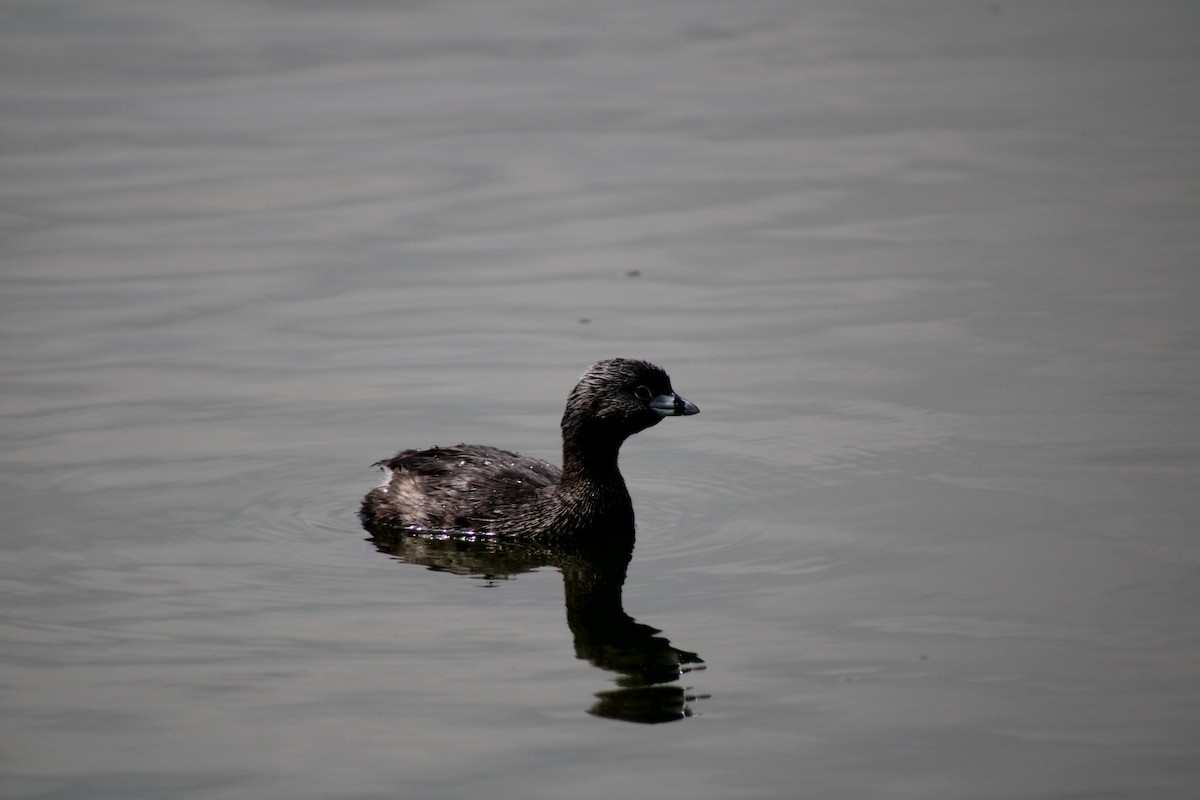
[559,421,626,485]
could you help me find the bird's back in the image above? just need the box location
[362,444,560,531]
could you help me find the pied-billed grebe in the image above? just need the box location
[360,358,698,538]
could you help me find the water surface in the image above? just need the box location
[3,1,1199,798]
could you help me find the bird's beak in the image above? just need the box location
[649,392,699,417]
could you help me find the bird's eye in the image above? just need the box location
[634,385,653,401]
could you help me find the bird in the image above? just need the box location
[360,358,698,539]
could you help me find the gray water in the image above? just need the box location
[3,1,1199,798]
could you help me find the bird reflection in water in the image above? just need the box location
[364,522,707,723]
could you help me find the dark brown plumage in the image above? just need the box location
[359,358,698,539]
